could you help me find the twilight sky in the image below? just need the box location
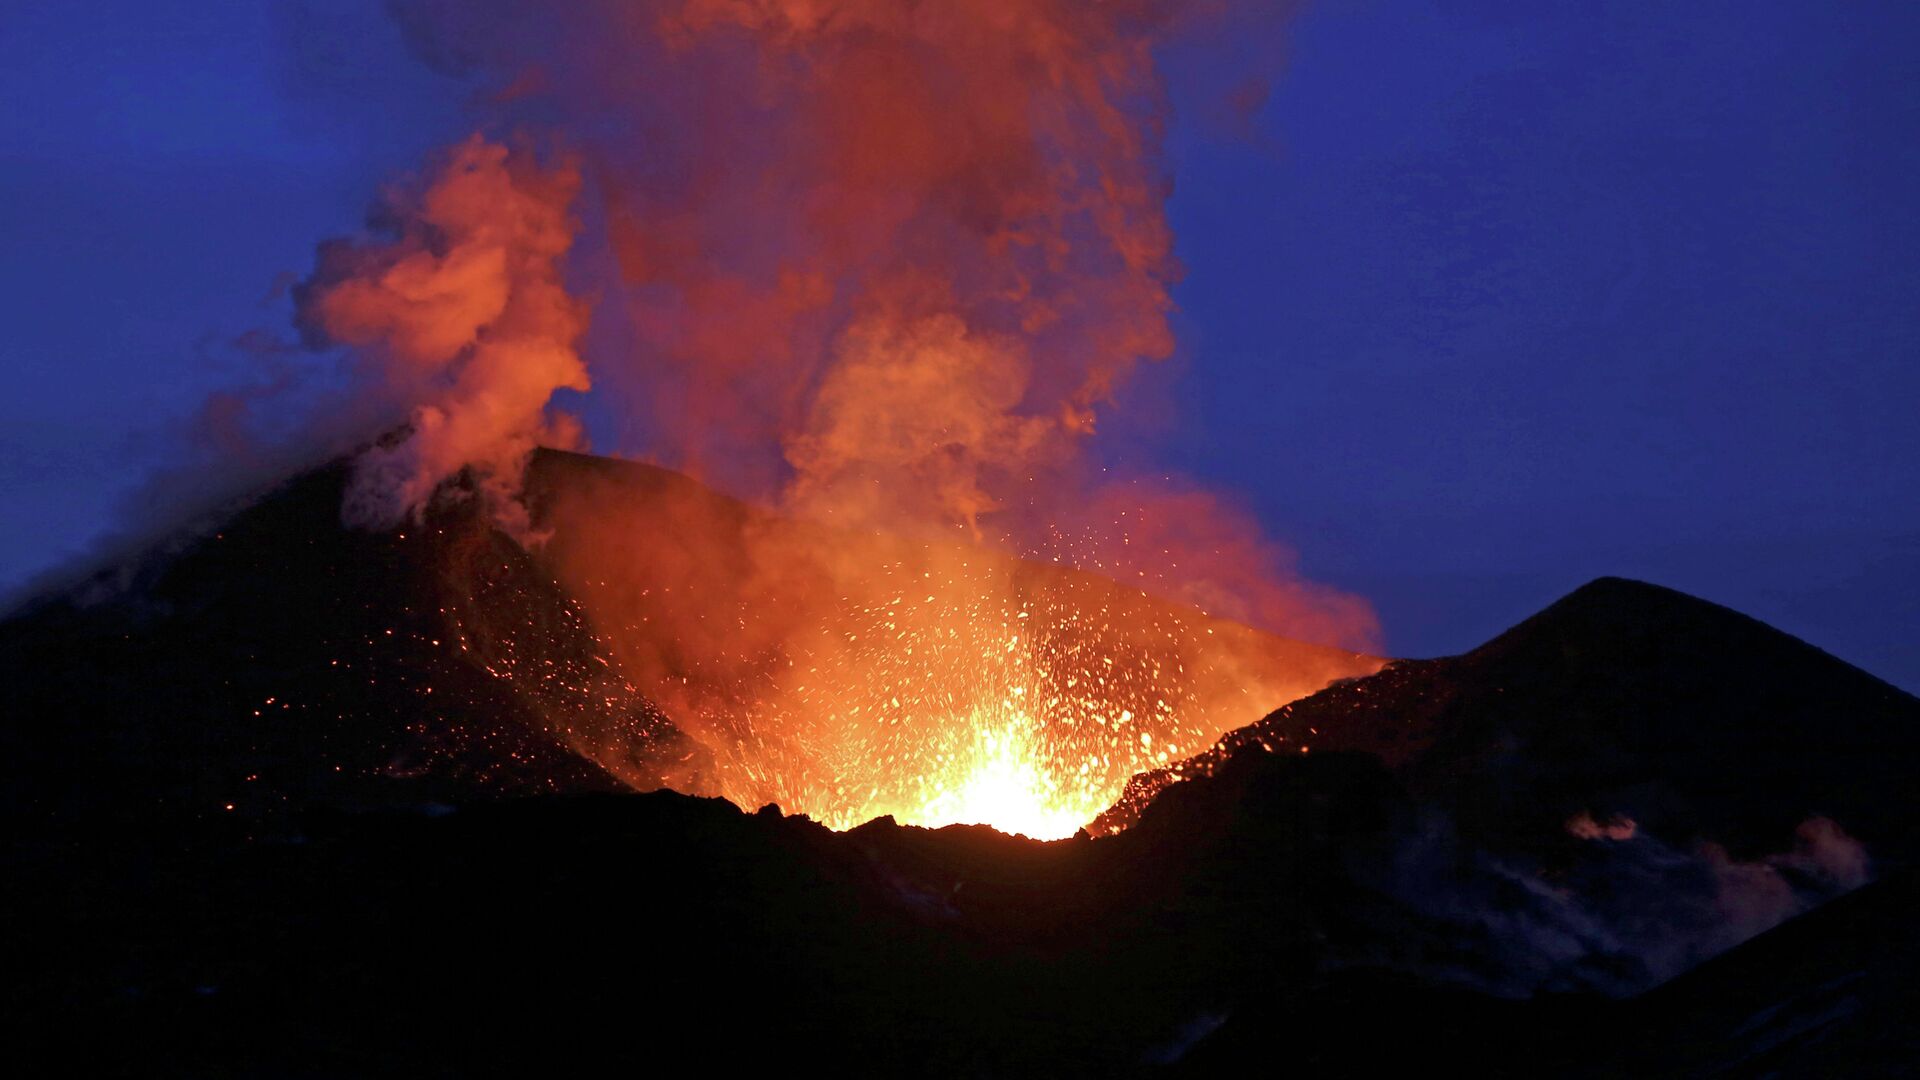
[3,1,1916,690]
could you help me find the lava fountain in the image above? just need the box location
[435,456,1384,839]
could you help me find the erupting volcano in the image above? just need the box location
[440,451,1379,838]
[240,0,1381,837]
[9,1,1917,1075]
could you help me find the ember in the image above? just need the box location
[422,457,1374,837]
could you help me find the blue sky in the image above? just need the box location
[3,1,1916,688]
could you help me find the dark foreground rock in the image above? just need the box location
[7,748,1917,1075]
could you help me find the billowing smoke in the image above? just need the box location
[1702,816,1873,942]
[1566,810,1638,841]
[373,1,1225,526]
[13,131,595,613]
[590,1,1182,519]
[295,134,590,539]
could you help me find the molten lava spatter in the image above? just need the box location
[437,459,1386,839]
[910,713,1107,840]
[751,576,1204,838]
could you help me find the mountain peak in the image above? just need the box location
[1097,576,1920,856]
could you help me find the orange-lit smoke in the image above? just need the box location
[299,1,1378,835]
[297,135,589,539]
[515,456,1378,836]
[385,0,1207,523]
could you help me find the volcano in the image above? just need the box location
[4,450,1917,1074]
[0,447,1378,838]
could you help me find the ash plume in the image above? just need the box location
[350,0,1371,636]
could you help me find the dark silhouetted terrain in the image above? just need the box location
[3,451,1916,1075]
[1104,576,1920,862]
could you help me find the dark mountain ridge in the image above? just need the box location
[4,449,1917,1074]
[1102,576,1919,862]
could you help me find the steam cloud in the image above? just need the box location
[367,3,1341,591]
[295,135,590,539]
[489,0,1191,526]
[1368,812,1874,997]
[273,0,1376,647]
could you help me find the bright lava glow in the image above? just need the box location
[907,713,1103,840]
[443,528,1380,841]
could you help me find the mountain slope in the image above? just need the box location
[7,448,1917,1074]
[0,447,1376,838]
[1173,868,1920,1076]
[0,459,656,840]
[1098,577,1920,862]
[5,559,1917,1073]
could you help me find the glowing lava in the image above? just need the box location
[638,553,1224,839]
[909,713,1103,840]
[442,461,1386,841]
